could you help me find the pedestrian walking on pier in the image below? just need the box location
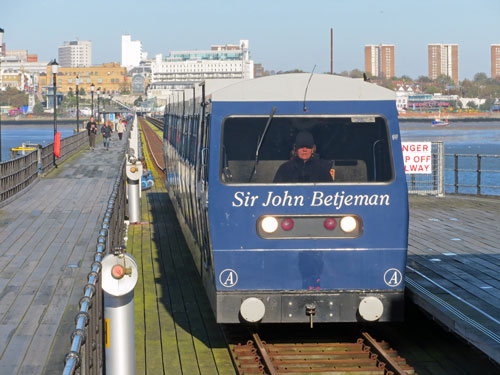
[86,116,98,150]
[116,119,125,140]
[101,120,113,150]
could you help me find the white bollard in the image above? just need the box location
[102,252,138,375]
[126,158,142,223]
[127,114,142,223]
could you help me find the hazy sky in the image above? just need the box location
[2,0,500,80]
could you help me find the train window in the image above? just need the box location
[220,115,394,184]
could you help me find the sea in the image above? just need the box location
[0,121,79,161]
[400,121,500,196]
[1,120,499,196]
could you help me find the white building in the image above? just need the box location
[395,86,412,113]
[58,40,92,67]
[121,35,147,70]
[150,40,254,84]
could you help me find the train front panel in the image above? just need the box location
[207,97,409,324]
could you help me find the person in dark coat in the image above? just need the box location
[273,131,333,183]
[86,116,98,150]
[101,120,113,150]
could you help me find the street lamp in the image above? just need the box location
[97,87,101,124]
[49,59,59,167]
[0,27,4,162]
[90,83,95,118]
[75,75,80,133]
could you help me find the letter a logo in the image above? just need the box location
[219,269,238,288]
[383,268,402,287]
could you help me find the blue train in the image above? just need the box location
[162,74,408,324]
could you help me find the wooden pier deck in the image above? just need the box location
[407,195,500,364]
[0,133,127,374]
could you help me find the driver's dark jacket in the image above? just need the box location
[273,156,332,183]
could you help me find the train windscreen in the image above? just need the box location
[220,115,394,184]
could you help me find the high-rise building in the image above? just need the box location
[364,44,395,78]
[151,40,254,82]
[428,44,459,83]
[492,45,500,79]
[58,40,92,67]
[121,35,147,70]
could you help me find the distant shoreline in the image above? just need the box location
[399,113,500,122]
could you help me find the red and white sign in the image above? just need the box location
[402,142,432,174]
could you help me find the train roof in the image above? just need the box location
[209,73,396,102]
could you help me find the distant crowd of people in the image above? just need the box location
[85,115,127,151]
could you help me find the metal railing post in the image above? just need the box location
[477,154,481,195]
[437,142,445,197]
[454,154,459,194]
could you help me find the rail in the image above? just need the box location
[62,158,127,375]
[445,153,500,195]
[0,131,88,203]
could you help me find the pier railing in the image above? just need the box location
[0,131,88,203]
[63,158,127,375]
[406,141,500,197]
[446,153,500,196]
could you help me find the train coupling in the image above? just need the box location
[305,303,317,328]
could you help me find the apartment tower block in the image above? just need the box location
[428,44,459,83]
[58,40,92,67]
[492,45,500,79]
[364,44,395,78]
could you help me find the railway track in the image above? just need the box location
[138,116,165,174]
[229,332,415,375]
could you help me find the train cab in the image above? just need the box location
[163,73,409,325]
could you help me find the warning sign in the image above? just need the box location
[402,142,432,174]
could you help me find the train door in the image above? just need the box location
[198,111,211,271]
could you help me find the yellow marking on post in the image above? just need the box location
[105,318,110,347]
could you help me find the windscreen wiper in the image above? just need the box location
[248,107,277,182]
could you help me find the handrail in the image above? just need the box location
[445,153,500,195]
[0,131,88,203]
[63,158,127,375]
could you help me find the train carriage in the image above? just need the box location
[162,73,409,325]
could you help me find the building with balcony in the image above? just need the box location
[58,40,92,67]
[492,45,500,79]
[364,44,395,78]
[428,44,459,83]
[151,40,254,83]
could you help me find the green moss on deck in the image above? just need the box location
[128,121,235,374]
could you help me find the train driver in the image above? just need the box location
[273,131,333,183]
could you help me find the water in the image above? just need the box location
[400,121,500,195]
[0,122,78,161]
[1,119,499,195]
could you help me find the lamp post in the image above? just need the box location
[97,87,101,124]
[75,75,79,133]
[90,83,95,118]
[0,27,4,162]
[50,59,59,167]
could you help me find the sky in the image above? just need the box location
[2,0,500,80]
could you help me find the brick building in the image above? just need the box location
[364,44,395,78]
[428,44,459,84]
[39,62,128,94]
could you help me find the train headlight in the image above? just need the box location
[340,216,357,233]
[261,216,279,233]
